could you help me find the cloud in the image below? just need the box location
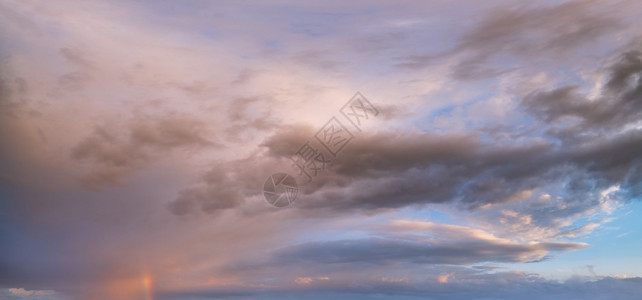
[257,124,638,214]
[269,236,584,266]
[156,273,642,300]
[398,1,623,79]
[0,288,64,300]
[2,1,642,299]
[7,287,55,297]
[524,51,642,133]
[168,162,249,214]
[260,219,587,268]
[71,114,217,189]
[176,51,642,217]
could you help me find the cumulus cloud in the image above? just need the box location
[256,113,639,215]
[524,50,642,134]
[71,114,216,189]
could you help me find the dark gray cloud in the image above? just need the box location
[168,162,249,214]
[256,126,638,214]
[167,152,289,215]
[166,122,316,215]
[398,1,622,79]
[240,49,640,217]
[178,61,642,215]
[525,50,642,135]
[71,115,216,189]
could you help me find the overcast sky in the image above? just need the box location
[1,0,642,299]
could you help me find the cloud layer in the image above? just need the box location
[1,0,642,299]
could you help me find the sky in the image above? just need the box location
[1,0,642,299]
